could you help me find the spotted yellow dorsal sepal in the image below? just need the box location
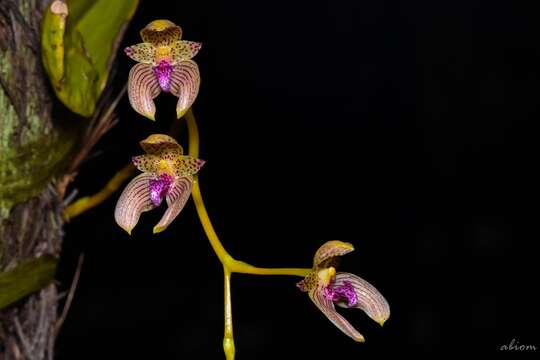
[313,240,354,269]
[139,134,183,155]
[140,19,182,47]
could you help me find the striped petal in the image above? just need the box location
[140,20,182,46]
[170,60,200,119]
[173,156,206,177]
[114,173,157,235]
[309,285,365,342]
[128,63,161,120]
[313,240,355,269]
[140,134,183,155]
[334,272,390,326]
[125,43,156,64]
[171,40,202,64]
[153,176,193,233]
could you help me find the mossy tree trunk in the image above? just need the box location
[1,0,74,358]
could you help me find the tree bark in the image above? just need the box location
[1,0,73,358]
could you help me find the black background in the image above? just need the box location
[56,0,538,358]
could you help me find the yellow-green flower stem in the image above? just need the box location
[64,164,136,220]
[185,110,310,276]
[223,267,235,360]
[185,109,310,359]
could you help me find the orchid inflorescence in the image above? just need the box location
[116,19,389,359]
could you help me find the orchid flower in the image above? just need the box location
[114,134,205,234]
[125,20,201,120]
[297,241,390,342]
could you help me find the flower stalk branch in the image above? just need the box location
[185,108,311,359]
[64,164,136,220]
[185,110,311,276]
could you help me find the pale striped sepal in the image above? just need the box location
[334,272,390,326]
[114,173,157,235]
[153,176,194,233]
[128,63,161,120]
[170,60,200,118]
[309,285,365,342]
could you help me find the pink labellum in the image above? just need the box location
[324,280,358,308]
[149,173,174,206]
[153,60,174,92]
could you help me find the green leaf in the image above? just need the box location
[41,0,139,117]
[66,0,139,96]
[0,256,57,310]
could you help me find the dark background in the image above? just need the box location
[56,0,538,358]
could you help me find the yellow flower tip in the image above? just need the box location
[142,134,160,143]
[177,108,188,119]
[377,318,387,327]
[120,226,133,236]
[330,240,354,251]
[153,225,166,234]
[354,334,366,343]
[141,133,179,146]
[145,19,176,31]
[146,113,156,121]
[140,20,182,46]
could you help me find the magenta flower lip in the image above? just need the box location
[149,173,174,206]
[324,280,358,308]
[153,60,174,93]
